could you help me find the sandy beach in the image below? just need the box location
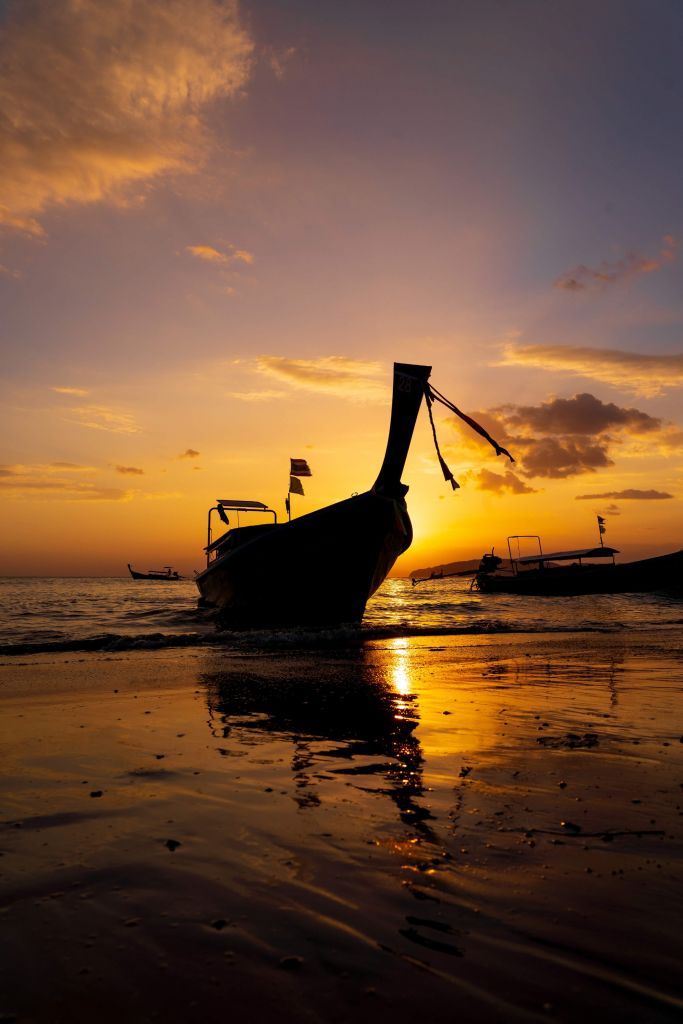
[1,630,682,1023]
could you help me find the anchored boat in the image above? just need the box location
[128,564,182,581]
[195,361,514,627]
[195,362,431,627]
[473,535,683,595]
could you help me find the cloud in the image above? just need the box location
[51,386,90,396]
[554,235,678,292]
[49,461,95,472]
[498,344,683,398]
[445,392,679,480]
[66,404,140,433]
[500,393,661,436]
[575,489,674,500]
[178,448,200,459]
[256,356,385,400]
[115,465,144,475]
[466,468,538,494]
[519,436,613,478]
[227,389,287,402]
[187,244,254,266]
[0,463,131,500]
[0,0,253,236]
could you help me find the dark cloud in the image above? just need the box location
[179,449,200,459]
[554,235,678,292]
[575,489,674,500]
[469,469,537,494]
[519,436,613,478]
[499,393,661,436]
[446,392,677,481]
[115,465,144,475]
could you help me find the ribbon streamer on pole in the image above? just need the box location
[423,382,514,490]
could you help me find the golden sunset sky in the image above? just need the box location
[1,0,682,576]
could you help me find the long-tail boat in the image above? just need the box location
[128,564,182,581]
[195,362,432,627]
[472,535,683,595]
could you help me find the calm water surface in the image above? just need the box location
[0,575,681,652]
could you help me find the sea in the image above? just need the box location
[0,574,681,655]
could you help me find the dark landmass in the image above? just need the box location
[408,557,511,580]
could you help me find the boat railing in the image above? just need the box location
[506,535,619,575]
[507,535,543,576]
[206,500,278,565]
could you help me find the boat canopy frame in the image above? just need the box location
[205,500,278,562]
[506,535,619,576]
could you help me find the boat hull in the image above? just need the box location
[195,490,412,627]
[476,549,683,596]
[128,565,181,581]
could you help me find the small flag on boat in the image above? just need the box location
[597,515,606,535]
[290,458,312,477]
[289,475,305,496]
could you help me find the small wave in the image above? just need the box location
[0,619,633,657]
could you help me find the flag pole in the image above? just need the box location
[597,515,605,547]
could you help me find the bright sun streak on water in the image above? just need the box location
[388,637,412,700]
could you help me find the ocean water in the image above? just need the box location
[0,575,681,654]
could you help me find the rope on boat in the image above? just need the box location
[424,382,514,489]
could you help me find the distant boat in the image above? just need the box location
[128,564,182,581]
[195,362,432,627]
[472,535,683,596]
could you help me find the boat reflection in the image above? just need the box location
[200,644,436,838]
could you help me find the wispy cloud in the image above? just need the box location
[498,345,683,398]
[187,244,254,266]
[0,463,131,500]
[178,448,200,459]
[256,356,385,400]
[554,235,678,292]
[66,404,140,434]
[115,465,144,475]
[51,386,90,397]
[0,0,253,236]
[227,389,286,402]
[575,489,674,500]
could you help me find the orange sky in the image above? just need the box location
[1,1,682,576]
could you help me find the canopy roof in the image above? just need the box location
[216,500,270,510]
[515,546,619,565]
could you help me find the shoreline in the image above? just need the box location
[1,631,682,1022]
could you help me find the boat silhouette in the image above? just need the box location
[195,362,431,627]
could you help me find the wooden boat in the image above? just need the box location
[128,564,182,581]
[473,535,683,596]
[195,362,432,627]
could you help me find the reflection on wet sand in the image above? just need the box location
[0,631,682,1023]
[202,643,435,836]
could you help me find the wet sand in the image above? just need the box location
[1,630,682,1023]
